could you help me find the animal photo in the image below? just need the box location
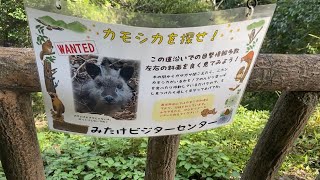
[70,55,140,120]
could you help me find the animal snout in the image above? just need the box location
[104,95,115,103]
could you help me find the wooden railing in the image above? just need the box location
[0,47,319,179]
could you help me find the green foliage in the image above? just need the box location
[262,0,320,54]
[241,91,280,111]
[30,93,48,130]
[0,0,31,47]
[307,34,320,54]
[31,92,45,114]
[39,133,147,180]
[0,167,4,180]
[2,0,319,54]
[279,106,320,178]
[111,0,212,13]
[0,106,319,179]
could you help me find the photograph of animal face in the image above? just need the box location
[70,55,140,120]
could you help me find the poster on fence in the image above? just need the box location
[24,3,276,137]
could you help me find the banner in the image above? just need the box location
[25,3,276,137]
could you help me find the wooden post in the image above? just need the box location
[242,91,320,180]
[145,135,181,180]
[0,90,45,180]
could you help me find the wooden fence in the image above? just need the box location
[0,47,320,179]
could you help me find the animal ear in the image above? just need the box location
[119,66,134,81]
[101,57,112,67]
[101,57,124,70]
[85,63,101,79]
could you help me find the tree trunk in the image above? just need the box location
[242,91,320,180]
[0,90,45,180]
[145,135,181,180]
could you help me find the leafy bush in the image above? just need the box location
[241,91,280,111]
[0,0,31,47]
[262,0,320,54]
[31,92,46,119]
[0,167,4,180]
[39,134,147,180]
[3,0,319,54]
[0,106,319,179]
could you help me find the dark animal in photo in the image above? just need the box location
[73,59,134,116]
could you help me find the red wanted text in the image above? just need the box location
[54,41,98,55]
